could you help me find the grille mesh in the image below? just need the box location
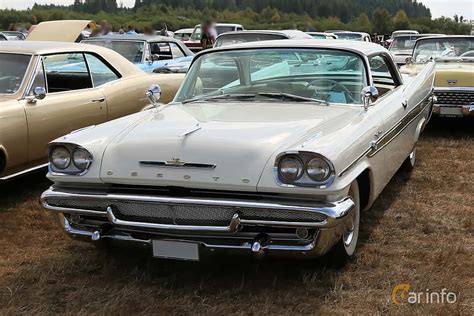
[45,197,327,226]
[435,91,474,106]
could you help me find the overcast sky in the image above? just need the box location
[0,0,473,20]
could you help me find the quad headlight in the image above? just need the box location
[49,144,92,175]
[276,152,334,187]
[50,146,71,170]
[278,155,304,182]
[306,157,331,182]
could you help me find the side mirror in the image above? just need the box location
[26,86,46,104]
[34,87,46,100]
[151,54,161,61]
[405,56,414,65]
[361,86,379,110]
[146,84,161,107]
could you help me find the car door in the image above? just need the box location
[368,53,416,182]
[24,52,107,162]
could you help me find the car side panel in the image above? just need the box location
[0,100,28,177]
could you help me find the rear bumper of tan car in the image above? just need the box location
[41,187,355,259]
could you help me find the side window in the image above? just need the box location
[368,54,397,96]
[170,43,185,58]
[43,53,92,93]
[84,54,120,86]
[28,59,46,96]
[150,42,172,60]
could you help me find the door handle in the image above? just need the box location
[92,97,105,103]
[402,100,408,109]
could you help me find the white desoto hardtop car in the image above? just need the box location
[42,40,435,262]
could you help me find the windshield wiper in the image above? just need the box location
[258,92,329,105]
[182,93,257,104]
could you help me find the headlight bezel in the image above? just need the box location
[48,143,93,176]
[275,151,335,188]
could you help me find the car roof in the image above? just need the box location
[334,31,369,36]
[0,41,144,76]
[83,34,180,43]
[175,28,194,33]
[416,35,473,40]
[205,39,386,56]
[217,30,311,39]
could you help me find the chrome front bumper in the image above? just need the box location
[433,89,474,117]
[41,187,355,258]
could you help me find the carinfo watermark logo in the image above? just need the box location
[391,283,458,305]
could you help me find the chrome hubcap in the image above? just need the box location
[343,212,356,246]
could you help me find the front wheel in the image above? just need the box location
[328,180,360,263]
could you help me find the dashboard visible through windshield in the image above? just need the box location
[175,48,367,105]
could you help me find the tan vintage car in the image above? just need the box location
[0,41,184,180]
[401,35,474,117]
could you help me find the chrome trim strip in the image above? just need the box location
[338,147,372,177]
[41,188,355,229]
[61,217,318,252]
[107,207,243,232]
[0,163,48,181]
[434,87,474,92]
[338,91,432,177]
[139,160,216,169]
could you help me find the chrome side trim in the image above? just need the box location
[338,147,372,177]
[139,160,216,169]
[0,163,48,181]
[338,91,432,177]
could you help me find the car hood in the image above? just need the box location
[27,20,96,42]
[99,102,358,190]
[433,62,474,88]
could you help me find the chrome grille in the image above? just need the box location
[434,91,474,106]
[45,197,327,226]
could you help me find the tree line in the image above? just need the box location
[0,0,470,35]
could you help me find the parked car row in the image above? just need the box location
[1,20,472,264]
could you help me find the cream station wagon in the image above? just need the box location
[42,40,435,263]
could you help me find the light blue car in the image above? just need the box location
[82,34,194,73]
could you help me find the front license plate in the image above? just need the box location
[152,240,200,261]
[439,107,462,117]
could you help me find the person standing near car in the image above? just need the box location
[201,20,217,50]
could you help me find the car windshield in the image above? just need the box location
[390,35,421,52]
[215,33,287,47]
[216,26,237,34]
[0,53,31,94]
[174,48,367,105]
[190,28,201,41]
[85,40,145,63]
[413,37,474,62]
[335,33,362,40]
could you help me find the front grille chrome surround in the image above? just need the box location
[41,188,355,232]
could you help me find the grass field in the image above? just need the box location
[0,117,472,315]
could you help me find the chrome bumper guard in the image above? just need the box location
[41,188,355,257]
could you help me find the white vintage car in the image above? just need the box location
[41,40,435,262]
